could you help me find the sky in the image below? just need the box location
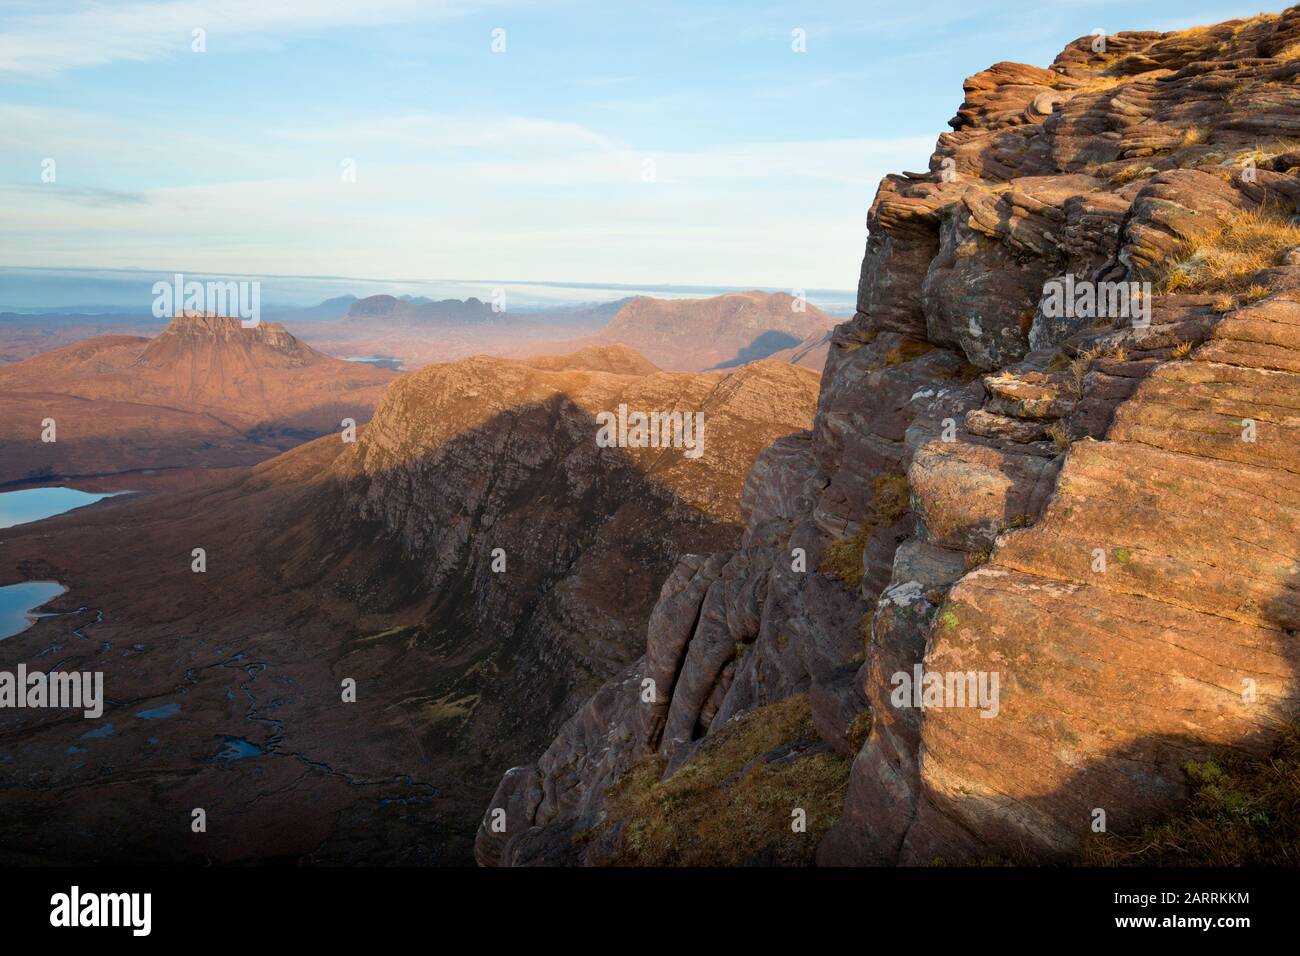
[0,0,1275,297]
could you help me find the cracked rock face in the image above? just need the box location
[483,7,1300,867]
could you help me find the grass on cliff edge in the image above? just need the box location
[821,524,873,587]
[1082,720,1300,866]
[602,694,850,866]
[1159,207,1300,294]
[873,472,911,522]
[820,474,910,588]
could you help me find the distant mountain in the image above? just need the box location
[342,294,631,329]
[0,313,395,484]
[599,292,835,370]
[513,292,837,371]
[346,294,496,324]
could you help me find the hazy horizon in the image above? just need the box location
[0,265,857,314]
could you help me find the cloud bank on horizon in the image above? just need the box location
[0,0,1267,289]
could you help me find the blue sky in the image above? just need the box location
[0,0,1273,292]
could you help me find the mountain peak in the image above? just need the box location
[151,311,303,357]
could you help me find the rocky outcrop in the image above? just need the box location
[482,7,1300,866]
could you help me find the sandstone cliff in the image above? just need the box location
[479,8,1300,866]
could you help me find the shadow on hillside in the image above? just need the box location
[0,391,773,866]
[0,396,387,488]
[710,331,802,369]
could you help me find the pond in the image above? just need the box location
[0,487,126,529]
[0,581,67,640]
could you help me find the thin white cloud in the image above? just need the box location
[0,132,930,287]
[275,113,622,154]
[0,0,496,75]
[13,95,926,187]
[0,90,933,287]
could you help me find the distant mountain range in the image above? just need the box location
[1,291,837,374]
[346,294,495,323]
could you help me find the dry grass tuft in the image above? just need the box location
[1065,345,1102,398]
[604,694,851,866]
[1083,721,1300,866]
[1109,164,1158,185]
[846,710,873,754]
[820,523,873,588]
[1171,339,1194,359]
[873,472,911,522]
[1045,420,1071,451]
[883,338,935,367]
[1158,206,1300,294]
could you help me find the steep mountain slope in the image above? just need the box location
[0,346,819,864]
[510,292,837,372]
[520,344,661,376]
[0,313,394,484]
[479,8,1300,866]
[593,291,836,371]
[763,330,832,370]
